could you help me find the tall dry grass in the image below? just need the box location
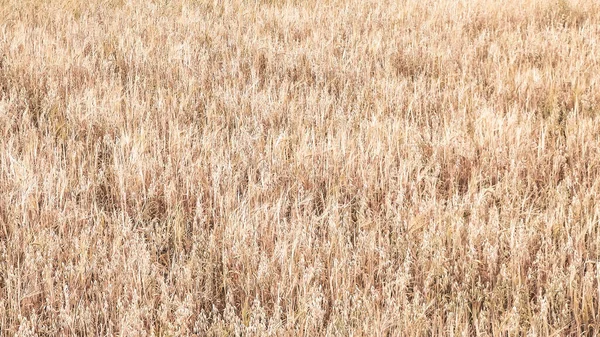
[1,0,600,335]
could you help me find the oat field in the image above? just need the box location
[1,0,600,335]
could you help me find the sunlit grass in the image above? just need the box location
[1,0,600,335]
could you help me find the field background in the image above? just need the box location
[1,0,600,335]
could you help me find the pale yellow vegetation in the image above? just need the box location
[1,0,600,335]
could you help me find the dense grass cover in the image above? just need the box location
[1,0,600,335]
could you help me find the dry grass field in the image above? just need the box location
[1,0,600,335]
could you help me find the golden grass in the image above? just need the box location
[1,0,600,335]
